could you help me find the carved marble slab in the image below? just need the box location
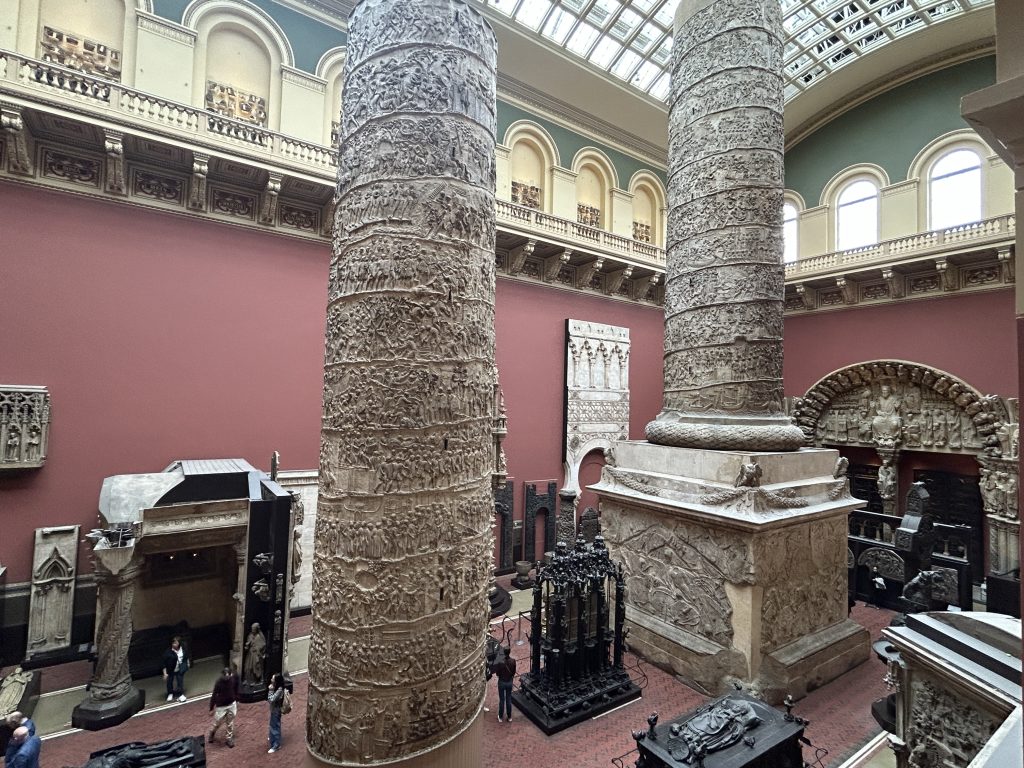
[564,319,629,493]
[26,525,79,657]
[0,386,50,470]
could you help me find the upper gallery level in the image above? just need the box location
[0,0,1012,310]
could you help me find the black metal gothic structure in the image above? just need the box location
[512,536,640,734]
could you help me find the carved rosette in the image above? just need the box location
[647,0,803,451]
[310,1,497,764]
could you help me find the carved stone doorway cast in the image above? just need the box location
[523,481,557,565]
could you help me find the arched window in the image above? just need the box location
[929,149,981,230]
[836,179,878,250]
[783,201,798,263]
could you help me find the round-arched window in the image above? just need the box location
[836,179,878,250]
[929,149,981,230]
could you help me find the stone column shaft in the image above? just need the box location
[308,1,497,765]
[646,0,803,451]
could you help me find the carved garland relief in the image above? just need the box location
[309,1,497,764]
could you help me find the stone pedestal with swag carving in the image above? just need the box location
[306,1,497,766]
[593,0,868,702]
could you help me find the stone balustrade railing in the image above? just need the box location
[785,214,1016,280]
[1,50,339,176]
[495,199,666,267]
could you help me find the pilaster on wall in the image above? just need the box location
[609,188,634,239]
[135,13,196,103]
[550,166,577,221]
[0,0,18,50]
[798,205,828,257]
[881,179,919,240]
[495,145,511,202]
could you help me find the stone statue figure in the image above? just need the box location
[669,697,762,762]
[5,428,20,461]
[243,622,267,685]
[734,460,762,488]
[76,737,201,768]
[870,384,902,444]
[877,461,897,500]
[0,667,33,716]
[834,456,849,479]
[291,526,303,587]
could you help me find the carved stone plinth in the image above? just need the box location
[309,1,497,765]
[593,443,870,702]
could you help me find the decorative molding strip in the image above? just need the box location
[137,12,198,47]
[281,65,327,93]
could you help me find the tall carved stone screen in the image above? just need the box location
[309,1,497,766]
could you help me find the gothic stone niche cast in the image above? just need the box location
[40,26,122,81]
[523,481,558,565]
[310,0,498,764]
[564,320,630,494]
[0,386,50,470]
[26,526,80,657]
[646,0,803,452]
[495,480,514,573]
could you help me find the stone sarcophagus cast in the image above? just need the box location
[513,537,640,733]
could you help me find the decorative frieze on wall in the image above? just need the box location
[26,525,80,658]
[511,180,541,209]
[211,188,257,220]
[577,203,600,228]
[632,221,651,242]
[564,320,629,494]
[205,81,268,127]
[40,27,122,82]
[131,168,185,205]
[279,203,320,232]
[0,386,50,470]
[42,148,100,187]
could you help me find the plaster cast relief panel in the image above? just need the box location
[26,525,80,657]
[564,320,630,494]
[205,81,268,127]
[310,1,497,764]
[511,181,541,209]
[577,204,601,228]
[602,502,753,647]
[907,676,1001,767]
[277,470,317,610]
[0,386,50,470]
[40,27,122,81]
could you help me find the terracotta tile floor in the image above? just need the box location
[42,604,894,768]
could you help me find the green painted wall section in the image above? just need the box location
[153,0,346,73]
[498,100,668,189]
[784,56,996,207]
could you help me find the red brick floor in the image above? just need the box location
[42,604,893,768]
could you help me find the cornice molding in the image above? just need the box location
[281,65,327,93]
[497,73,667,170]
[274,0,351,31]
[137,11,197,46]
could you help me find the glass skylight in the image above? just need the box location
[475,0,990,102]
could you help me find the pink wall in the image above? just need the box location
[783,291,1018,399]
[495,279,664,521]
[1,184,330,581]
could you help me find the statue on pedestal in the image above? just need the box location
[243,623,266,685]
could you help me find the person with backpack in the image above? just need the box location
[267,673,288,753]
[489,646,516,722]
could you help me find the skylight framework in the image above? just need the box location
[475,0,991,103]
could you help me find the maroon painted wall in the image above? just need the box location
[494,278,665,524]
[0,184,330,581]
[783,291,1018,399]
[0,183,667,583]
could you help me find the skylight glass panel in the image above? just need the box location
[515,1,552,29]
[566,22,600,55]
[631,22,662,52]
[590,36,622,68]
[612,49,642,77]
[488,0,519,17]
[632,0,658,11]
[631,60,661,89]
[611,8,644,40]
[654,1,680,26]
[648,72,670,100]
[542,7,578,44]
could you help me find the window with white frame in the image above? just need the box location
[929,149,982,230]
[836,179,878,250]
[783,202,798,263]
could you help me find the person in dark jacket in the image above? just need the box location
[208,665,239,748]
[489,646,516,722]
[267,672,285,753]
[4,712,35,764]
[161,636,190,703]
[6,726,40,768]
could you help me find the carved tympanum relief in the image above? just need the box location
[40,27,122,81]
[26,526,80,657]
[564,320,630,494]
[0,386,50,470]
[309,1,497,764]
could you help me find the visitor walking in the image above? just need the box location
[6,725,41,768]
[267,673,286,753]
[4,712,35,764]
[489,646,516,722]
[162,636,190,702]
[208,665,239,748]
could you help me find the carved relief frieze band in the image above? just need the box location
[279,203,319,231]
[0,386,51,470]
[131,168,185,205]
[205,81,268,127]
[564,320,629,494]
[577,204,600,228]
[212,188,256,220]
[26,525,80,657]
[42,148,100,186]
[511,180,541,209]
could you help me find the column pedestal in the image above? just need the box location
[593,442,869,703]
